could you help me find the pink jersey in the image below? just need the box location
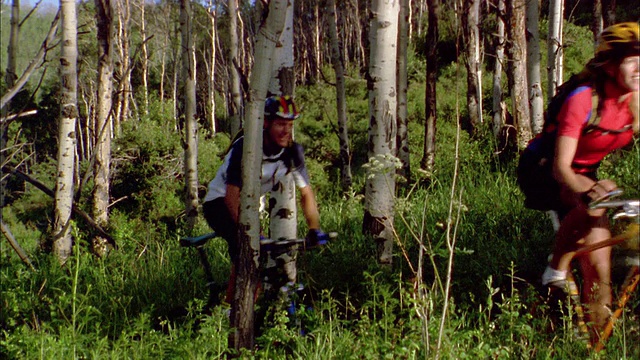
[556,81,634,172]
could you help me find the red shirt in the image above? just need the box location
[557,81,634,172]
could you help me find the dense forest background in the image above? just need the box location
[1,1,639,358]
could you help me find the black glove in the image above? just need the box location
[306,229,329,248]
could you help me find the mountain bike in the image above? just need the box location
[556,189,639,351]
[179,231,337,334]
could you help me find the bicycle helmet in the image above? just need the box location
[264,95,300,121]
[594,22,640,62]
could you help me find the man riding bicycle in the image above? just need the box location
[201,95,329,304]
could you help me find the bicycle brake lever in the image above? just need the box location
[612,203,640,221]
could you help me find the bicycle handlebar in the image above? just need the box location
[589,189,639,221]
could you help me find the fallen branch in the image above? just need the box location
[1,220,36,271]
[3,165,117,248]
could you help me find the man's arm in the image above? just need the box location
[299,185,320,230]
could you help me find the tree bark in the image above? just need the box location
[602,0,615,28]
[592,0,603,42]
[5,0,19,89]
[114,0,131,135]
[92,0,115,256]
[421,0,439,174]
[53,0,79,263]
[137,0,149,115]
[364,0,399,266]
[396,0,410,183]
[180,0,200,231]
[231,0,287,351]
[2,0,20,209]
[547,0,564,98]
[228,0,243,135]
[492,0,506,138]
[206,0,218,135]
[326,0,353,191]
[268,0,297,284]
[462,0,482,135]
[526,0,543,135]
[506,0,532,149]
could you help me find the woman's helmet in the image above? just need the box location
[264,95,300,121]
[595,22,640,61]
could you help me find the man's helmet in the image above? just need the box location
[595,22,640,61]
[264,95,300,121]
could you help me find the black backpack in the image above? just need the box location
[516,81,600,211]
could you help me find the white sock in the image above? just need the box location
[542,266,566,286]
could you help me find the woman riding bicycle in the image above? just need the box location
[201,95,329,304]
[527,22,638,339]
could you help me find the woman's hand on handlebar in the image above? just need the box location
[581,180,619,207]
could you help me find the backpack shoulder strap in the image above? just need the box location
[583,92,601,132]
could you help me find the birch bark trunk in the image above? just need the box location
[364,0,399,265]
[421,0,439,174]
[180,0,200,231]
[228,0,243,135]
[547,0,564,98]
[506,0,532,149]
[327,0,353,191]
[526,0,543,134]
[231,0,287,351]
[396,0,410,182]
[92,0,115,256]
[53,0,79,263]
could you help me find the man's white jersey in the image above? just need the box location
[203,136,311,202]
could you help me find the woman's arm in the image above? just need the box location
[553,136,594,194]
[554,136,617,203]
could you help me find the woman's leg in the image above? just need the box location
[579,217,612,339]
[546,178,614,342]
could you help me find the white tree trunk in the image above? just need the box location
[364,0,399,265]
[396,0,410,181]
[207,1,217,134]
[507,0,532,148]
[547,0,564,98]
[138,0,149,115]
[422,0,439,173]
[53,0,78,263]
[228,0,243,135]
[268,0,296,255]
[492,0,505,138]
[526,0,544,134]
[1,0,20,208]
[114,0,131,135]
[232,0,287,351]
[462,0,482,133]
[327,0,353,190]
[5,0,19,88]
[180,0,199,230]
[92,0,115,256]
